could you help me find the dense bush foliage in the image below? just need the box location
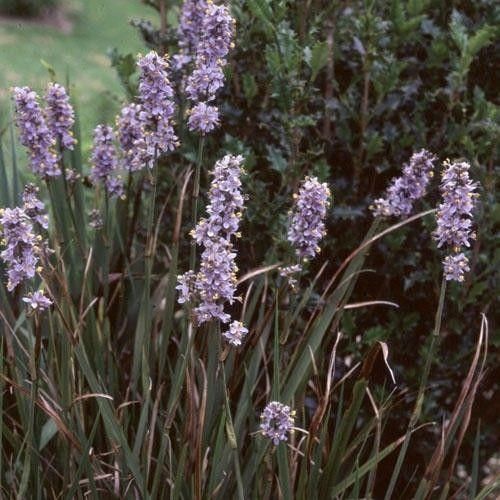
[0,0,498,497]
[124,0,499,485]
[0,0,58,17]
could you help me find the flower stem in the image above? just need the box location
[384,275,447,500]
[189,136,205,271]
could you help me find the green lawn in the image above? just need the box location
[0,0,156,151]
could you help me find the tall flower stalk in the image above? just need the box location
[433,160,479,282]
[177,154,245,325]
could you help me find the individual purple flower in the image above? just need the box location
[288,176,331,260]
[116,103,148,172]
[45,83,76,150]
[64,169,80,184]
[0,207,40,291]
[260,401,295,445]
[188,102,219,134]
[433,160,479,250]
[443,253,470,282]
[137,51,178,160]
[371,149,436,217]
[22,184,48,229]
[177,155,245,324]
[223,320,248,346]
[176,270,196,304]
[23,290,52,311]
[176,0,208,69]
[12,86,59,177]
[90,125,123,197]
[88,209,103,230]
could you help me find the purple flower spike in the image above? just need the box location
[117,103,148,172]
[45,83,76,150]
[176,0,208,68]
[90,125,123,197]
[223,320,248,346]
[371,149,436,218]
[194,236,238,323]
[23,290,52,311]
[188,102,220,134]
[433,160,479,251]
[177,154,245,325]
[260,401,295,445]
[0,207,40,291]
[197,2,235,62]
[12,86,60,177]
[288,176,331,260]
[185,1,235,108]
[433,160,479,283]
[137,51,178,161]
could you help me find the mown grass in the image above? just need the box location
[0,0,155,150]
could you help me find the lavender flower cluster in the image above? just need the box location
[1,184,53,310]
[137,51,178,159]
[90,125,123,198]
[23,290,52,312]
[433,160,479,282]
[45,83,76,150]
[179,0,235,134]
[175,0,208,69]
[371,149,436,218]
[288,176,331,261]
[13,87,60,177]
[113,51,179,175]
[177,155,247,332]
[0,207,39,291]
[116,103,147,172]
[260,401,295,445]
[22,184,49,229]
[222,320,248,346]
[12,84,76,178]
[0,185,49,292]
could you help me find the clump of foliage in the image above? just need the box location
[0,0,497,497]
[124,0,500,486]
[0,0,58,17]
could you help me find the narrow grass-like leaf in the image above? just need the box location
[0,143,10,206]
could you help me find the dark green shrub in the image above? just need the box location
[0,0,58,17]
